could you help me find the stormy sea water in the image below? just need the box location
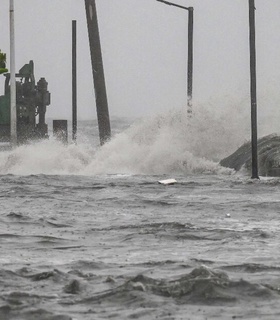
[1,100,280,320]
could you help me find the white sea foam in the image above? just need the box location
[0,139,94,175]
[81,101,250,175]
[1,96,274,176]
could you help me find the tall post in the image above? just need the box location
[9,0,17,146]
[72,20,77,142]
[187,7,194,115]
[249,0,259,179]
[156,1,194,114]
[85,0,111,145]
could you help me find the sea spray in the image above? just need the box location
[0,139,94,175]
[0,101,255,176]
[83,106,238,175]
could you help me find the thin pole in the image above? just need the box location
[85,0,111,145]
[249,0,259,179]
[9,0,17,146]
[72,20,77,142]
[187,7,194,114]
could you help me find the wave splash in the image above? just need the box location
[0,103,250,176]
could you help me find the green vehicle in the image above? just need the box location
[0,60,51,143]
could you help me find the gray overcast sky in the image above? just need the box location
[1,0,280,119]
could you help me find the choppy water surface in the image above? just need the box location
[1,174,280,320]
[1,107,280,319]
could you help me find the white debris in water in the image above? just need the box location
[158,179,177,185]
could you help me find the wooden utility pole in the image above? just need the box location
[72,20,77,142]
[85,0,111,145]
[249,0,259,179]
